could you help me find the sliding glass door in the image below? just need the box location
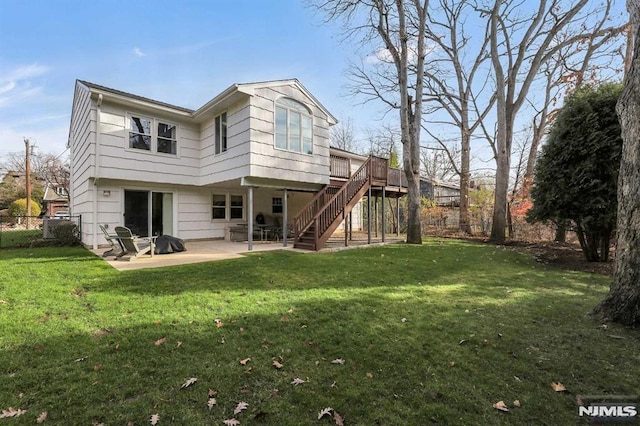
[124,190,173,237]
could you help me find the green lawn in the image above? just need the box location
[0,240,637,425]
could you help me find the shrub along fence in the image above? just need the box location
[0,215,82,248]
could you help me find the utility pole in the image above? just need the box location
[24,138,31,229]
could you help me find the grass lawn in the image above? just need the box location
[0,239,638,425]
[0,229,42,248]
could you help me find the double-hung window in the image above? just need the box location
[215,112,227,154]
[157,122,177,155]
[129,115,178,155]
[275,98,313,154]
[212,193,245,220]
[129,116,152,151]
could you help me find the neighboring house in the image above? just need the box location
[68,79,406,251]
[42,184,69,216]
[420,177,461,206]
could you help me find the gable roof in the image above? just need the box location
[76,78,337,124]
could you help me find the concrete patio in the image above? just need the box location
[90,239,304,271]
[90,233,406,271]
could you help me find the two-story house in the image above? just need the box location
[68,79,406,251]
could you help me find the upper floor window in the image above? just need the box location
[275,98,313,154]
[215,112,227,154]
[129,116,152,151]
[157,123,177,155]
[128,115,178,155]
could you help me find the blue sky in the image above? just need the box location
[0,0,381,161]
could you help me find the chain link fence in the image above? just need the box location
[0,215,82,248]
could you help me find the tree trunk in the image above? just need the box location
[554,221,567,243]
[459,135,472,234]
[593,0,640,325]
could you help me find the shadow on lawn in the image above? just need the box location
[1,282,638,425]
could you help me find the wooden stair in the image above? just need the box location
[293,156,388,251]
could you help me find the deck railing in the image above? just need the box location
[330,155,351,179]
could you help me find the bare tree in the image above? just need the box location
[330,116,358,152]
[521,2,628,196]
[365,123,401,161]
[485,0,625,243]
[420,145,458,183]
[420,0,496,234]
[2,151,70,195]
[593,0,640,325]
[314,0,428,244]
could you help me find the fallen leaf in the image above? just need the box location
[207,398,216,409]
[513,400,521,408]
[318,407,333,419]
[223,419,240,426]
[180,377,197,389]
[401,318,408,323]
[331,358,345,365]
[149,413,159,425]
[215,319,224,328]
[334,410,344,426]
[93,363,101,372]
[208,389,218,398]
[0,407,27,418]
[493,400,509,412]
[551,382,566,392]
[36,411,48,423]
[291,378,305,386]
[280,316,289,322]
[154,337,167,346]
[449,361,455,367]
[176,341,182,348]
[459,339,467,345]
[234,401,248,415]
[366,372,374,378]
[272,360,283,369]
[240,357,251,365]
[74,357,87,362]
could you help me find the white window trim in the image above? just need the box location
[273,98,313,155]
[126,112,180,157]
[211,192,246,221]
[214,111,228,155]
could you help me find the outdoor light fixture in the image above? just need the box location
[103,190,111,197]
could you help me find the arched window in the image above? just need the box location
[275,98,313,154]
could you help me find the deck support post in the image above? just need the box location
[282,188,288,247]
[247,186,254,251]
[397,197,400,237]
[367,187,372,245]
[382,187,386,243]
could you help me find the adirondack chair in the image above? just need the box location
[114,226,155,261]
[99,224,124,258]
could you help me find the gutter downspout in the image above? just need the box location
[93,94,103,250]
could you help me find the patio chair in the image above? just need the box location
[114,226,155,261]
[99,224,124,258]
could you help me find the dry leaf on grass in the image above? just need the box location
[240,357,251,365]
[513,400,521,408]
[223,419,240,426]
[318,407,333,419]
[149,413,159,425]
[272,360,283,369]
[291,378,305,386]
[551,382,566,392]
[215,319,224,328]
[180,377,197,389]
[0,407,27,418]
[331,358,345,365]
[36,411,48,423]
[207,398,216,409]
[154,337,167,346]
[208,389,218,398]
[234,401,248,415]
[334,410,344,425]
[492,401,509,412]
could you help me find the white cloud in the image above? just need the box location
[0,63,50,108]
[132,47,146,57]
